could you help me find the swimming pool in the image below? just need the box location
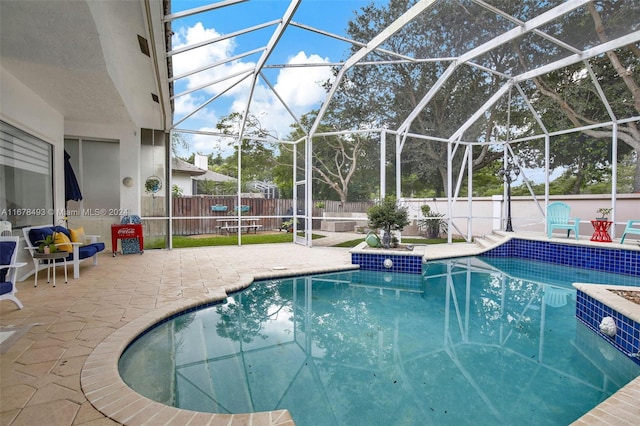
[119,257,640,425]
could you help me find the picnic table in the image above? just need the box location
[216,218,263,235]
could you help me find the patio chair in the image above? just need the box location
[0,236,26,309]
[620,220,640,244]
[547,202,580,240]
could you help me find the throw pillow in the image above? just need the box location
[69,227,85,243]
[54,232,73,252]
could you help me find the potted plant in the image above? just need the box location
[367,197,410,249]
[596,207,612,220]
[281,218,294,232]
[418,205,447,239]
[37,233,57,254]
[144,176,162,195]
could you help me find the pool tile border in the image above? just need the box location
[481,238,640,276]
[350,242,425,274]
[573,283,640,366]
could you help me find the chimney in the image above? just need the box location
[194,154,208,170]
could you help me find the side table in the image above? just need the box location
[33,251,68,287]
[590,220,612,243]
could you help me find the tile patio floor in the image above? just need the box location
[1,237,638,425]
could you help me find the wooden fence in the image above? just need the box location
[170,196,375,235]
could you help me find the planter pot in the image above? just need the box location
[382,231,391,249]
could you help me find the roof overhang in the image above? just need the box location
[0,0,173,131]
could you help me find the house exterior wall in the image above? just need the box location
[172,174,194,196]
[1,66,65,218]
[1,65,148,250]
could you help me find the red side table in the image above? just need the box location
[590,220,612,242]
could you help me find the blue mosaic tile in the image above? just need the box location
[351,252,423,274]
[575,290,640,366]
[481,238,640,276]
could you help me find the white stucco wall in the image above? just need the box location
[172,174,194,196]
[1,66,65,218]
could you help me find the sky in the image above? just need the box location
[167,0,560,184]
[170,0,380,158]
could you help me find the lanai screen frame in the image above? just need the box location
[164,0,640,247]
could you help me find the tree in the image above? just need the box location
[216,112,278,183]
[274,111,379,202]
[171,132,190,158]
[339,0,639,195]
[516,3,639,192]
[367,196,410,248]
[337,0,520,196]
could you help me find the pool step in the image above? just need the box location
[474,232,509,251]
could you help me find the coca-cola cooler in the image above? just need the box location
[111,216,144,256]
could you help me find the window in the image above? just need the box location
[0,121,54,231]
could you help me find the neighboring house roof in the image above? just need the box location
[171,158,207,176]
[193,170,237,183]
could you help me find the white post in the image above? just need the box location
[306,136,313,246]
[380,130,386,199]
[610,123,618,238]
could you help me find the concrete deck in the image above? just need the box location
[1,234,639,425]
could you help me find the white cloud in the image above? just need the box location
[172,23,335,149]
[274,51,332,109]
[172,23,234,78]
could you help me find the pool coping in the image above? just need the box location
[80,264,359,425]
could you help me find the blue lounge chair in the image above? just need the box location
[0,236,26,309]
[620,220,640,244]
[547,202,580,240]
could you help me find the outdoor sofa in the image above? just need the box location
[22,224,105,280]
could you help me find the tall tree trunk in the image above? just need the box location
[438,166,448,197]
[634,148,640,193]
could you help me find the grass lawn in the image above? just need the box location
[145,233,462,249]
[146,232,324,249]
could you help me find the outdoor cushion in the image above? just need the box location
[28,227,54,247]
[74,244,103,259]
[54,232,73,252]
[0,281,13,296]
[53,226,71,238]
[0,240,16,281]
[69,227,85,243]
[59,244,98,263]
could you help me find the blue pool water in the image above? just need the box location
[119,257,640,425]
